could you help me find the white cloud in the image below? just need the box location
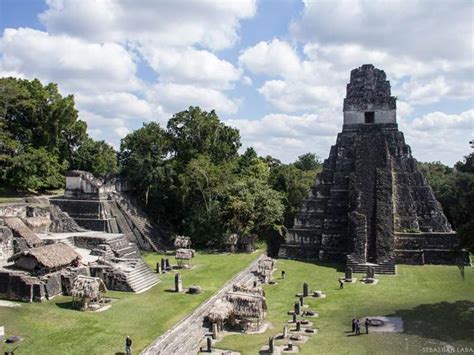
[74,92,157,120]
[139,46,241,90]
[0,28,141,94]
[400,77,451,105]
[148,83,240,116]
[291,0,472,61]
[40,0,256,51]
[226,111,340,162]
[239,39,300,77]
[259,80,341,112]
[400,110,473,165]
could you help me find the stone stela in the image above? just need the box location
[175,273,182,293]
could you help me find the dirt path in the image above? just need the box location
[141,254,264,354]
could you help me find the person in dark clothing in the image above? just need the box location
[125,336,132,355]
[351,318,356,333]
[365,318,370,334]
[281,270,286,279]
[339,279,344,289]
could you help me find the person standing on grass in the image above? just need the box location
[365,318,370,334]
[339,278,344,289]
[355,319,361,335]
[125,336,132,355]
[281,270,286,279]
[351,318,356,333]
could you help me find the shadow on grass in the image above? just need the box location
[276,258,346,273]
[388,300,474,343]
[55,301,80,311]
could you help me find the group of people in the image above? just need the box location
[351,318,370,335]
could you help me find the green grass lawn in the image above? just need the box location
[0,187,65,204]
[0,250,261,354]
[217,260,474,355]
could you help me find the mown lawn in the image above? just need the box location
[217,260,474,355]
[1,250,261,354]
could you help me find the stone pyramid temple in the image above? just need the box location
[278,64,469,274]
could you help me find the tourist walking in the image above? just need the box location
[365,318,370,334]
[339,278,344,289]
[351,318,356,333]
[355,319,361,335]
[125,336,132,355]
[281,270,286,279]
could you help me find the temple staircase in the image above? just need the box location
[346,255,396,275]
[110,191,166,252]
[122,259,160,293]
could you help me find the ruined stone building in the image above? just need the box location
[50,170,166,251]
[0,187,161,302]
[279,64,470,274]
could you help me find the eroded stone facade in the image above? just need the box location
[279,65,469,273]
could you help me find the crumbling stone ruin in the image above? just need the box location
[0,195,159,302]
[50,170,166,251]
[279,64,470,274]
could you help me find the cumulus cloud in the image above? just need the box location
[226,110,340,162]
[0,28,141,94]
[139,46,241,90]
[148,83,240,116]
[291,0,472,61]
[40,0,256,51]
[400,110,473,165]
[238,39,300,77]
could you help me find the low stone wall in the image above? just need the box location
[0,270,45,302]
[0,204,27,218]
[0,226,14,265]
[395,232,461,250]
[74,235,109,249]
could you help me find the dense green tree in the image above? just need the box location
[222,176,284,239]
[73,138,118,177]
[269,164,320,226]
[167,106,241,164]
[294,152,321,171]
[419,155,474,252]
[120,122,170,205]
[5,147,66,191]
[0,77,87,163]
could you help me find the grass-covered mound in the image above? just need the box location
[217,260,474,354]
[1,251,261,354]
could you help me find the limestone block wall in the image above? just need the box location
[0,226,14,265]
[343,110,396,125]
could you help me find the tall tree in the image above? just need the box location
[167,106,241,164]
[0,77,87,163]
[5,147,66,191]
[120,122,170,205]
[73,138,118,177]
[294,152,321,171]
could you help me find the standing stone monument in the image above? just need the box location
[294,301,300,315]
[175,273,182,292]
[303,283,309,297]
[279,64,470,273]
[296,321,301,332]
[268,336,274,353]
[206,337,212,352]
[283,325,288,338]
[345,267,353,281]
[212,323,218,339]
[366,266,375,279]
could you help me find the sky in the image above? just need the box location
[0,0,472,166]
